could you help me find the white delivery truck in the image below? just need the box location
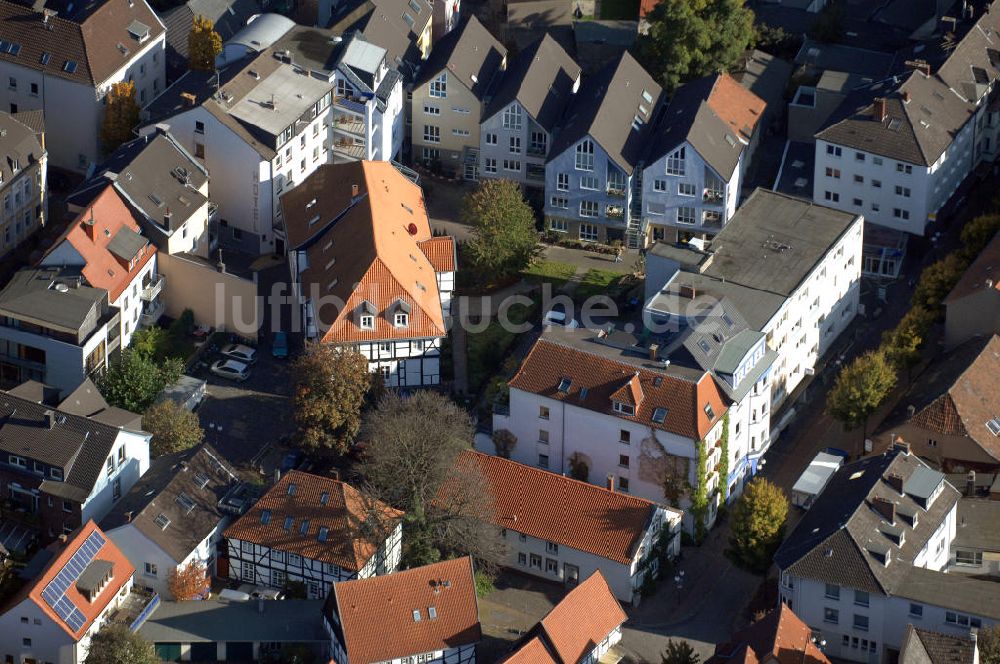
[791,451,845,509]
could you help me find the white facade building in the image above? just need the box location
[775,447,1000,664]
[0,0,165,172]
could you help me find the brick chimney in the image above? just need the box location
[873,98,888,122]
[679,284,697,299]
[872,496,896,523]
[901,90,911,104]
[606,474,615,492]
[886,473,905,495]
[648,343,659,361]
[905,59,932,77]
[892,438,911,456]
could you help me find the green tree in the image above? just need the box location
[359,391,505,570]
[463,179,539,280]
[728,478,789,573]
[979,624,1000,664]
[912,252,968,318]
[98,350,182,413]
[188,15,222,71]
[826,349,897,455]
[100,81,140,153]
[637,0,755,92]
[960,212,1000,260]
[881,306,933,379]
[292,343,371,457]
[143,401,204,457]
[661,639,701,664]
[84,624,157,664]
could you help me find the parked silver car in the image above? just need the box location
[210,359,251,382]
[220,343,258,365]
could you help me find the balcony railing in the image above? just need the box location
[333,140,366,160]
[606,206,625,219]
[606,186,626,198]
[140,275,164,302]
[526,145,546,157]
[110,586,159,632]
[703,189,724,204]
[139,301,165,328]
[335,96,367,115]
[333,116,366,137]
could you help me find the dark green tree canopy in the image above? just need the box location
[462,179,539,280]
[85,625,157,664]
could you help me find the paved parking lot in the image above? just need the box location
[195,347,295,466]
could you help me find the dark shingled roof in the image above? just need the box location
[816,2,1000,165]
[0,112,45,185]
[484,33,579,132]
[415,15,505,101]
[774,449,982,609]
[0,385,140,503]
[161,0,260,77]
[101,443,240,563]
[547,50,662,175]
[900,626,978,664]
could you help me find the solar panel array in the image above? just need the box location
[40,530,106,633]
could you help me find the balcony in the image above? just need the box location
[606,205,625,220]
[703,189,724,204]
[333,116,365,137]
[702,213,723,230]
[526,164,545,182]
[606,186,626,198]
[208,202,219,223]
[140,275,164,302]
[333,139,366,161]
[335,96,367,115]
[139,300,165,328]
[109,586,159,632]
[527,145,546,157]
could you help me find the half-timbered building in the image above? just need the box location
[223,471,403,599]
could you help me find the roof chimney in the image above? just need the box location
[873,98,888,122]
[58,533,68,545]
[351,183,359,197]
[679,284,697,299]
[892,439,911,456]
[904,59,931,77]
[43,409,55,429]
[886,473,905,496]
[606,474,615,492]
[872,496,896,524]
[180,92,197,107]
[648,342,659,361]
[901,90,911,104]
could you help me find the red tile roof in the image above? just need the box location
[500,636,559,664]
[707,73,767,141]
[279,162,451,345]
[223,470,403,571]
[639,0,659,17]
[945,231,1000,303]
[708,604,831,664]
[459,451,663,565]
[909,334,1000,461]
[508,337,728,439]
[44,185,154,301]
[611,373,643,406]
[417,236,457,273]
[26,521,134,640]
[539,571,626,664]
[331,557,481,663]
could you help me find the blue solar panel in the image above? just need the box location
[41,530,106,631]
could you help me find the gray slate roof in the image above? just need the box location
[415,15,506,102]
[817,3,1000,165]
[547,50,662,175]
[0,384,140,503]
[484,33,580,132]
[58,378,143,430]
[900,626,978,664]
[0,266,106,334]
[139,598,327,642]
[101,443,240,563]
[773,450,998,616]
[0,112,44,186]
[794,38,897,78]
[953,498,1000,552]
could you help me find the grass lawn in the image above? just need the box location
[466,300,537,394]
[574,269,629,302]
[599,0,640,20]
[522,260,578,289]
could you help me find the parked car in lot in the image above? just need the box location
[272,331,288,359]
[220,343,258,365]
[210,359,251,382]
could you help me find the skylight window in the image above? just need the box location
[287,483,297,495]
[154,514,170,530]
[299,519,310,535]
[987,418,1000,436]
[652,407,667,424]
[703,403,715,420]
[283,516,294,531]
[194,472,210,489]
[320,491,329,505]
[557,378,572,393]
[63,60,77,74]
[260,509,272,525]
[413,609,422,622]
[176,492,196,513]
[40,52,50,65]
[317,526,329,542]
[428,606,437,619]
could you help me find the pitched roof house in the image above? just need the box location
[944,232,1000,348]
[160,0,260,80]
[282,161,455,387]
[0,0,166,171]
[40,185,160,346]
[0,521,157,664]
[102,443,241,598]
[0,383,150,543]
[707,604,832,664]
[325,556,481,664]
[501,571,627,664]
[0,110,47,260]
[878,335,1000,472]
[224,470,403,598]
[642,72,766,241]
[899,626,979,664]
[775,446,1000,663]
[460,450,682,603]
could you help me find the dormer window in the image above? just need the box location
[613,401,636,416]
[395,312,408,327]
[358,300,376,329]
[391,300,411,327]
